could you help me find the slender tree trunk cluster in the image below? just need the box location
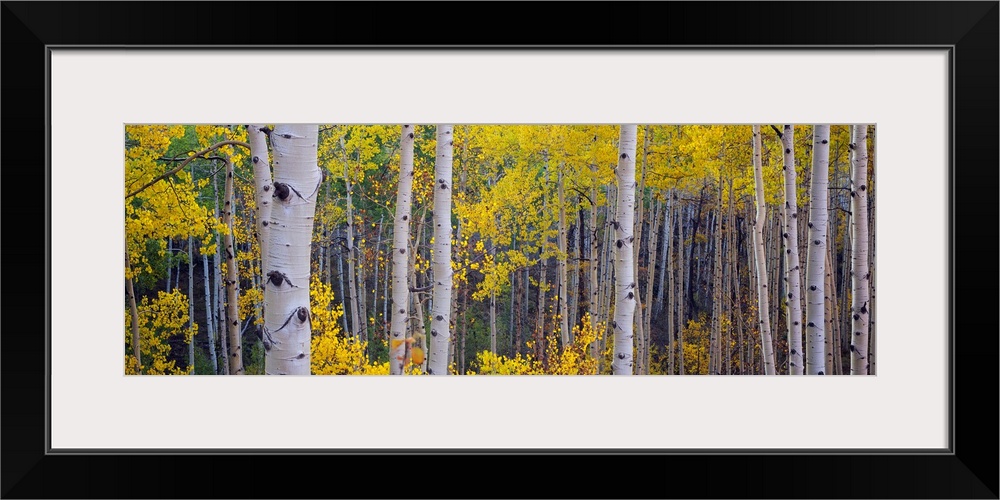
[751,125,777,375]
[127,123,873,376]
[780,125,805,375]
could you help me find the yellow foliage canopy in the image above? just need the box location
[125,290,194,375]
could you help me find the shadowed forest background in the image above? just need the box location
[124,124,875,375]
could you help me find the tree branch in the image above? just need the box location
[126,140,250,199]
[769,125,783,139]
[568,187,595,207]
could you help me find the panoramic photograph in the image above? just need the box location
[124,124,875,376]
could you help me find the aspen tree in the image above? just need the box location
[262,125,321,375]
[222,157,242,374]
[612,125,637,375]
[389,125,415,375]
[428,125,454,375]
[751,125,777,375]
[780,125,805,375]
[849,124,871,375]
[805,125,830,375]
[335,137,364,340]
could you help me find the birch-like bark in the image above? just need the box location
[263,125,321,375]
[186,164,197,373]
[222,157,243,374]
[166,238,173,293]
[770,212,781,356]
[779,125,805,375]
[428,126,454,375]
[569,217,581,337]
[248,125,273,286]
[357,224,368,344]
[535,163,549,362]
[869,158,877,376]
[125,241,142,372]
[599,183,616,364]
[869,249,877,375]
[632,128,649,374]
[724,179,735,374]
[373,215,384,348]
[214,172,228,375]
[666,193,675,374]
[318,225,325,282]
[337,138,364,340]
[557,164,570,347]
[655,192,671,316]
[643,198,661,372]
[188,235,195,373]
[824,246,837,375]
[337,235,349,334]
[710,183,723,374]
[202,252,218,374]
[612,125,637,375]
[460,286,467,373]
[805,125,830,375]
[450,126,468,371]
[676,205,686,374]
[389,125,415,375]
[588,171,600,362]
[751,125,777,375]
[490,285,497,355]
[849,124,871,375]
[734,218,746,374]
[406,238,425,371]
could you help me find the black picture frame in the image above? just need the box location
[2,2,996,498]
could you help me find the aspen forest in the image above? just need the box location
[124,124,876,376]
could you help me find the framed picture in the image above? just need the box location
[4,2,996,498]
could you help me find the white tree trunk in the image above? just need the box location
[869,251,877,375]
[337,244,349,334]
[167,238,173,293]
[849,124,871,375]
[213,173,228,375]
[490,286,497,355]
[632,128,649,374]
[676,205,686,374]
[188,235,195,373]
[644,198,661,372]
[612,125,637,376]
[390,125,415,375]
[357,236,368,342]
[337,138,364,340]
[710,183,723,374]
[588,167,600,362]
[248,125,273,286]
[373,214,384,346]
[263,125,321,375]
[202,252,218,374]
[780,125,805,375]
[805,125,830,375]
[666,193,675,374]
[222,157,243,375]
[125,241,142,372]
[557,165,570,347]
[751,125,777,375]
[824,246,837,375]
[428,125,454,375]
